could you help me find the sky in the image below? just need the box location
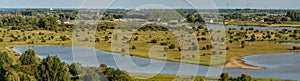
[0,0,299,9]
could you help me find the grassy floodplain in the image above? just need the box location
[1,9,300,81]
[1,23,298,68]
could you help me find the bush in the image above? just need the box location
[132,45,136,49]
[35,55,71,81]
[0,38,3,42]
[293,46,300,50]
[0,52,13,66]
[226,46,230,50]
[219,72,229,81]
[19,49,37,65]
[241,44,245,48]
[250,34,256,41]
[151,39,157,44]
[168,44,176,49]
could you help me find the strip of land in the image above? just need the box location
[224,56,264,70]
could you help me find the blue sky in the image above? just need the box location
[0,0,299,9]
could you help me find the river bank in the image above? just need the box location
[224,56,265,70]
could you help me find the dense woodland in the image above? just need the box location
[0,49,131,81]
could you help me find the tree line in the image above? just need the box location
[287,10,300,21]
[0,49,131,81]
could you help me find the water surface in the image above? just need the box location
[12,46,300,80]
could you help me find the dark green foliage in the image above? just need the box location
[134,37,139,41]
[20,73,36,81]
[0,67,5,81]
[186,14,205,23]
[241,41,245,45]
[60,35,69,41]
[138,25,169,31]
[226,46,230,50]
[293,46,300,50]
[250,34,256,41]
[0,38,3,42]
[69,63,79,76]
[34,55,71,81]
[103,68,131,81]
[95,38,100,42]
[168,44,176,49]
[237,74,252,81]
[0,52,12,66]
[151,39,158,44]
[100,64,107,72]
[19,49,37,65]
[287,10,300,21]
[218,72,252,81]
[132,45,136,49]
[219,72,229,81]
[0,52,13,81]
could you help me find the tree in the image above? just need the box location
[168,44,176,49]
[241,41,245,45]
[100,64,107,72]
[219,72,230,81]
[19,49,37,65]
[226,46,230,50]
[187,14,196,23]
[132,45,136,49]
[35,55,71,81]
[20,73,36,81]
[237,74,251,81]
[0,52,13,81]
[250,34,256,41]
[103,68,131,81]
[293,46,300,50]
[0,38,3,42]
[0,52,12,66]
[69,63,79,76]
[151,39,157,44]
[287,10,300,21]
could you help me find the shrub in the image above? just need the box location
[0,38,3,42]
[168,44,176,49]
[219,72,229,81]
[132,45,136,49]
[19,49,37,65]
[293,46,300,50]
[226,46,230,50]
[0,52,13,66]
[35,55,71,81]
[250,34,256,41]
[151,39,157,44]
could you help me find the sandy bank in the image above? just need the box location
[224,56,265,70]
